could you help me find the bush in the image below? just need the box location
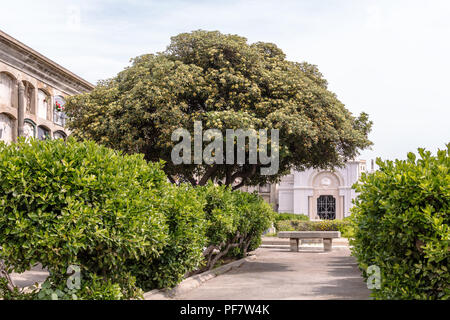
[233,191,277,255]
[275,213,309,223]
[0,138,205,299]
[199,183,275,269]
[351,147,450,300]
[339,216,355,239]
[0,139,278,299]
[275,219,349,233]
[129,184,207,290]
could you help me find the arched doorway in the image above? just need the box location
[310,171,343,220]
[317,195,336,220]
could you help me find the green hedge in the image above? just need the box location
[199,183,275,269]
[351,146,450,300]
[275,213,309,222]
[0,138,206,299]
[275,219,350,234]
[233,190,276,255]
[0,139,276,299]
[339,216,355,239]
[126,184,207,291]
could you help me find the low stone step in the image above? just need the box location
[259,244,351,250]
[262,237,349,246]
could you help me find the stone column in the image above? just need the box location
[17,82,25,137]
[323,238,332,251]
[290,238,299,252]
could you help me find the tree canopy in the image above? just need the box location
[65,30,372,188]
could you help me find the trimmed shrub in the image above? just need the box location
[275,219,349,233]
[338,216,355,239]
[129,184,207,290]
[275,213,309,223]
[351,147,450,300]
[233,191,277,255]
[199,183,275,269]
[0,139,277,298]
[0,138,205,299]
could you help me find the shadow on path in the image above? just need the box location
[309,256,371,300]
[175,247,372,300]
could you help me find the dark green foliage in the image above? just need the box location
[351,146,450,300]
[233,190,276,254]
[199,183,275,269]
[0,139,276,299]
[65,30,372,188]
[130,184,207,290]
[0,138,205,298]
[338,215,355,239]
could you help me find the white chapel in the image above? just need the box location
[277,160,369,219]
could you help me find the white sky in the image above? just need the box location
[1,0,449,162]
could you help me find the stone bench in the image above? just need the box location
[277,231,341,252]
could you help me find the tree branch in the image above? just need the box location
[183,174,198,187]
[232,179,247,190]
[0,260,16,293]
[231,164,257,182]
[207,232,244,270]
[198,165,218,186]
[230,164,257,190]
[202,245,218,257]
[167,175,176,184]
[225,167,232,186]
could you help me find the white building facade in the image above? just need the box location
[277,160,367,220]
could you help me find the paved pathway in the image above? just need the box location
[10,264,48,288]
[174,247,371,300]
[10,245,371,300]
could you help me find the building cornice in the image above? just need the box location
[0,29,94,95]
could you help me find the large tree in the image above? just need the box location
[65,30,372,189]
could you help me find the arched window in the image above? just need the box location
[0,73,14,108]
[54,95,66,127]
[23,119,36,140]
[53,130,67,140]
[37,125,51,140]
[37,89,50,120]
[0,113,14,143]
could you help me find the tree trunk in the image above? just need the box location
[207,233,244,270]
[0,261,15,293]
[242,235,252,256]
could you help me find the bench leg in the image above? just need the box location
[323,238,332,251]
[290,238,299,252]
